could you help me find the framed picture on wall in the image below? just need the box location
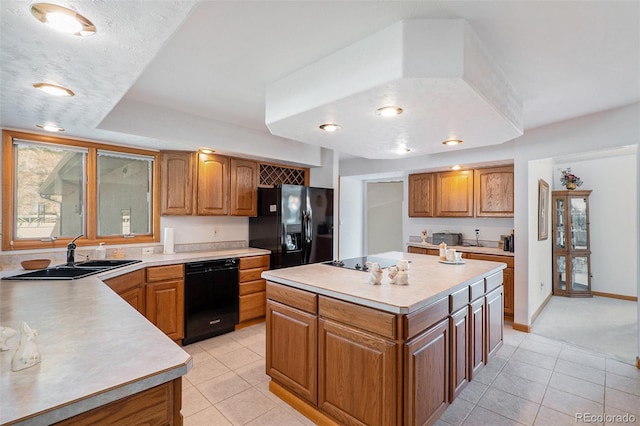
[538,179,549,240]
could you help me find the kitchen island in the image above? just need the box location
[262,251,506,426]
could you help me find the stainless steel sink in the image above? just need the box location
[2,260,141,280]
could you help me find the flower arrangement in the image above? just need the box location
[560,168,583,188]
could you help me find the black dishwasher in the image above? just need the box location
[184,258,239,345]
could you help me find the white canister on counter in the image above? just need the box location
[95,242,106,260]
[439,242,447,261]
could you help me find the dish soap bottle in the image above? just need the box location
[439,242,447,261]
[96,243,106,260]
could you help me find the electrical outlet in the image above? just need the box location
[142,247,154,255]
[213,228,218,238]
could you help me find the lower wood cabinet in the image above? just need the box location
[54,378,182,425]
[466,253,514,317]
[319,318,397,426]
[146,265,185,342]
[469,297,486,379]
[486,286,504,359]
[238,255,269,326]
[449,307,469,401]
[405,318,449,426]
[103,270,145,315]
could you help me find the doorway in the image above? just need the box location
[366,181,403,255]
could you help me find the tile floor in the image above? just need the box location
[182,323,640,426]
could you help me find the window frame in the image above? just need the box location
[2,130,160,251]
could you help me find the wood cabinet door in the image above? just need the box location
[485,286,504,360]
[120,286,146,316]
[266,300,317,404]
[502,267,514,316]
[160,151,194,215]
[318,318,397,426]
[230,158,258,216]
[450,307,469,402]
[469,298,485,379]
[196,153,229,215]
[474,166,514,217]
[405,318,449,426]
[408,173,435,217]
[239,291,266,323]
[146,279,184,340]
[435,171,474,217]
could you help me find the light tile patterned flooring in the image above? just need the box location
[182,323,640,426]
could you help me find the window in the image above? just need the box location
[2,130,159,250]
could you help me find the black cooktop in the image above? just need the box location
[323,256,398,272]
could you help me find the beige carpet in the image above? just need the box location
[532,295,638,365]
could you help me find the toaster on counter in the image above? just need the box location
[432,233,462,246]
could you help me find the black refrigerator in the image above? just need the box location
[249,185,334,269]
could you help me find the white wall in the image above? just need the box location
[338,177,364,258]
[367,181,403,254]
[527,159,554,317]
[554,154,637,297]
[160,215,248,245]
[405,217,514,246]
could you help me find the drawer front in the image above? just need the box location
[239,268,264,283]
[239,291,266,322]
[239,255,270,270]
[450,286,470,313]
[239,279,266,296]
[266,281,317,314]
[407,246,427,254]
[469,279,485,302]
[104,269,144,294]
[466,253,514,268]
[146,264,184,282]
[319,296,397,339]
[404,296,448,339]
[485,271,503,293]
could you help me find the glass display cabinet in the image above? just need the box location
[552,190,592,297]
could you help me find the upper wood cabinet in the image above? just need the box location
[160,151,258,217]
[435,170,474,217]
[474,166,514,217]
[230,158,258,216]
[160,151,194,215]
[408,173,435,217]
[197,153,229,215]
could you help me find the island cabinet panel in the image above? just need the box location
[404,296,448,339]
[160,151,194,215]
[54,378,182,426]
[485,286,504,359]
[404,318,449,426]
[319,296,397,339]
[408,173,435,217]
[229,158,258,216]
[469,297,486,379]
[104,269,146,315]
[318,318,397,426]
[266,299,317,404]
[196,153,229,215]
[474,166,514,217]
[435,170,474,217]
[450,307,469,401]
[467,254,514,317]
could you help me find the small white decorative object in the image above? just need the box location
[11,322,41,372]
[397,259,410,272]
[365,262,383,285]
[0,326,17,351]
[421,229,427,243]
[394,271,409,286]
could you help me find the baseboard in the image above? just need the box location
[269,381,338,426]
[512,322,531,333]
[235,317,265,330]
[530,292,554,326]
[637,357,640,369]
[592,291,638,302]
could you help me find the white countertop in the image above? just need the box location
[406,242,515,257]
[262,251,506,314]
[0,247,269,425]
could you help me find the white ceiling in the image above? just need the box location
[1,1,639,163]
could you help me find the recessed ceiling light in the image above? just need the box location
[451,165,462,170]
[442,139,463,146]
[199,148,215,154]
[319,123,341,132]
[36,123,64,132]
[31,3,96,36]
[375,106,403,117]
[33,82,75,97]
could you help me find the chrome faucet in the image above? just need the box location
[66,234,84,266]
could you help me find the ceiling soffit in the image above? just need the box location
[265,19,522,160]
